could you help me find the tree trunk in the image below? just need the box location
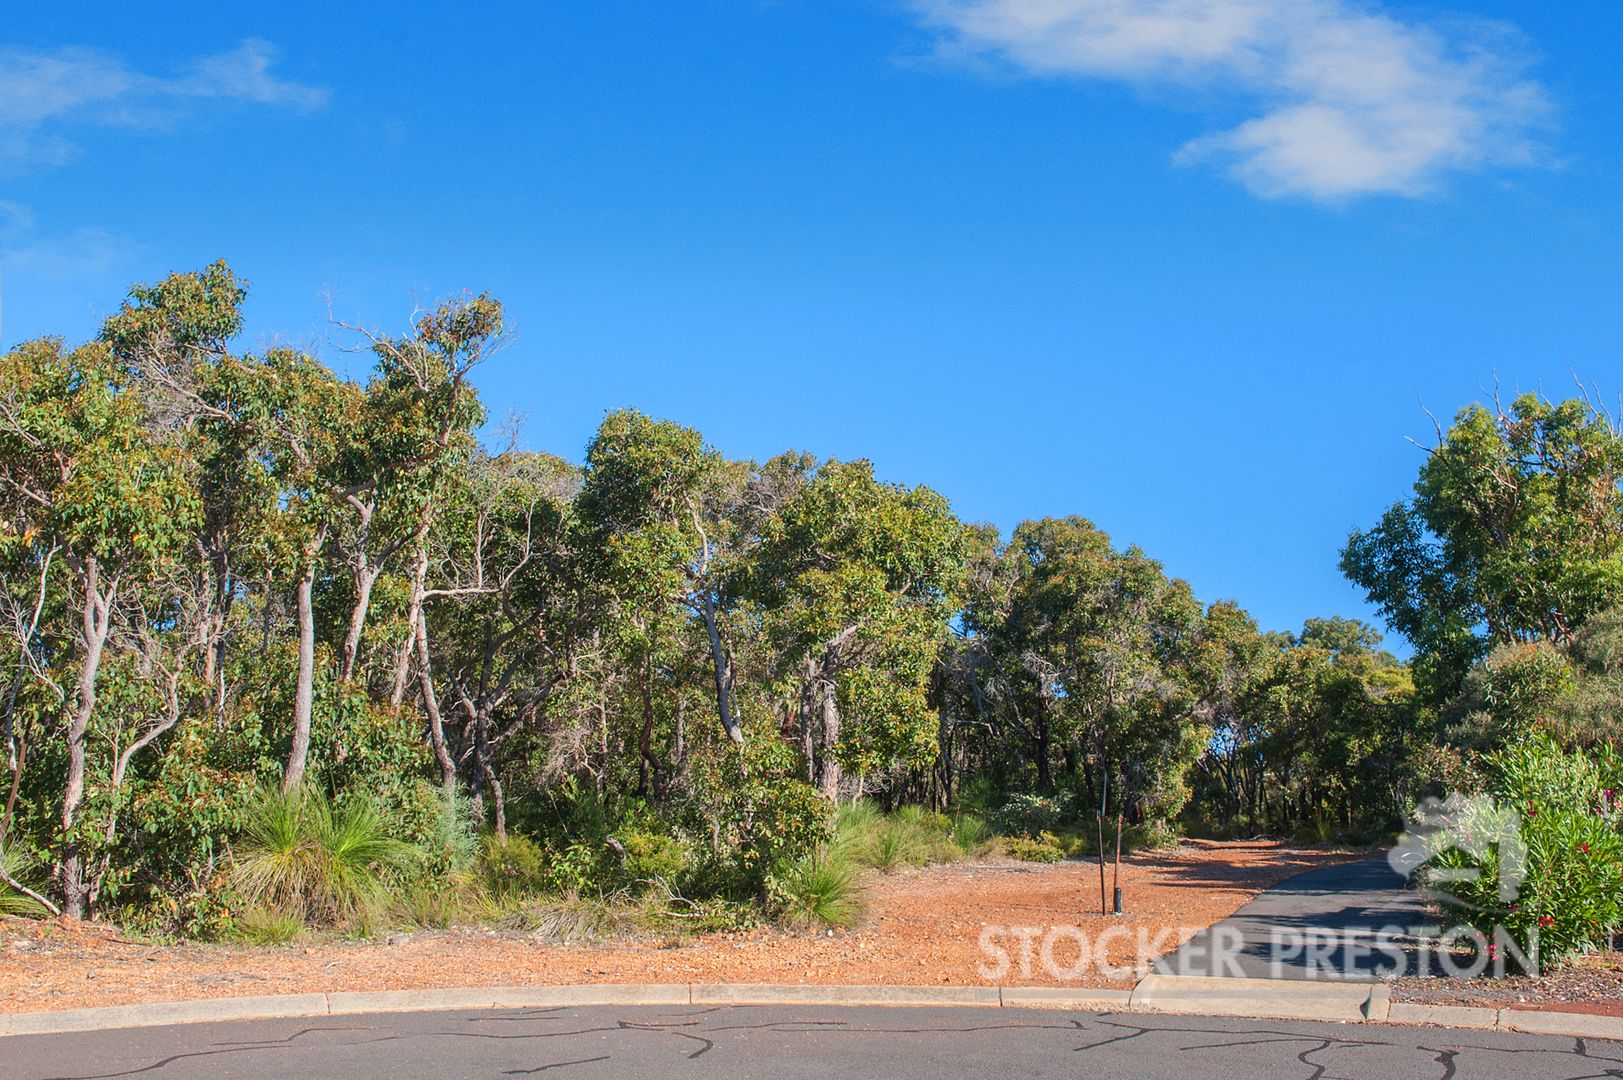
[638,655,657,798]
[472,709,502,841]
[698,591,743,744]
[414,610,457,789]
[799,658,817,785]
[338,564,381,684]
[389,549,430,708]
[817,683,842,800]
[59,559,112,919]
[283,565,317,793]
[1034,695,1052,788]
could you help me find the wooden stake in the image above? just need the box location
[1096,811,1108,916]
[1113,812,1123,915]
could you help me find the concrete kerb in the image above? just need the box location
[690,984,998,1007]
[1,980,1620,1043]
[1129,974,1383,1024]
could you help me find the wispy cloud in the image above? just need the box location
[0,200,140,282]
[915,0,1552,201]
[0,38,327,170]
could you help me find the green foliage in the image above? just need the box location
[746,458,966,794]
[406,785,480,877]
[1343,393,1623,704]
[769,845,865,928]
[479,833,551,898]
[232,788,416,928]
[830,801,960,871]
[618,827,688,884]
[1003,834,1065,863]
[831,799,886,862]
[231,906,303,946]
[398,874,491,930]
[951,812,991,853]
[0,843,46,916]
[688,736,832,894]
[991,792,1074,837]
[11,265,1548,944]
[1423,735,1623,973]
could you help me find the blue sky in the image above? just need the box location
[3,2,1620,650]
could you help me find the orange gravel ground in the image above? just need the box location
[0,841,1355,1015]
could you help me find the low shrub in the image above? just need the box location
[232,787,416,928]
[992,792,1074,837]
[398,872,491,929]
[1004,833,1065,863]
[1129,819,1182,852]
[832,799,886,863]
[951,813,991,854]
[836,803,960,872]
[232,906,303,946]
[870,823,923,871]
[769,846,865,928]
[502,896,629,943]
[1420,734,1623,973]
[617,827,689,885]
[479,833,550,898]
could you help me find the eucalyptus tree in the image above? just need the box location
[1343,392,1623,703]
[97,261,250,709]
[0,336,199,916]
[329,295,502,691]
[1233,620,1417,832]
[986,517,1213,825]
[746,460,965,799]
[421,449,578,833]
[252,349,358,792]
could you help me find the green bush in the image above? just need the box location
[404,784,479,876]
[232,787,416,928]
[686,738,831,895]
[992,792,1074,837]
[834,802,959,872]
[398,873,490,929]
[951,812,991,854]
[769,846,865,928]
[1421,735,1623,973]
[617,828,688,884]
[870,823,923,871]
[832,799,886,863]
[1004,833,1065,863]
[479,833,550,897]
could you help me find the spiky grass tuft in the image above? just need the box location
[233,787,416,928]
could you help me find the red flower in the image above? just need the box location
[1538,915,1557,929]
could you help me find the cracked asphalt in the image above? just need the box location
[4,1005,1620,1080]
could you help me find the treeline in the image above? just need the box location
[1,264,1618,941]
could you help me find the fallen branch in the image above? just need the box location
[0,862,61,917]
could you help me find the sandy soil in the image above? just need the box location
[0,840,1351,1014]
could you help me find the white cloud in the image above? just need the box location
[0,38,327,170]
[916,0,1551,200]
[0,200,140,282]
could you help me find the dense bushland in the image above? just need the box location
[0,264,1618,965]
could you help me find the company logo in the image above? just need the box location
[1387,793,1528,912]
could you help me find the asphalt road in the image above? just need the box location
[1160,856,1436,980]
[5,1005,1618,1080]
